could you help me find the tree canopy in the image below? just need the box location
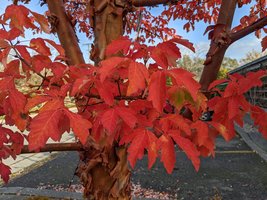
[0,0,267,199]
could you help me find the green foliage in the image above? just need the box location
[217,67,230,79]
[178,55,238,80]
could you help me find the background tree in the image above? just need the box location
[0,0,267,199]
[240,49,267,65]
[178,55,239,80]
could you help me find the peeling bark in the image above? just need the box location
[45,1,131,199]
[89,0,124,64]
[76,139,131,200]
[76,1,131,199]
[199,0,237,94]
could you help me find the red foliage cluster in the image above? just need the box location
[0,3,266,185]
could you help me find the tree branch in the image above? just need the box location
[19,143,84,154]
[46,0,85,65]
[85,94,145,101]
[131,0,178,7]
[199,0,237,94]
[230,16,267,43]
[66,0,177,7]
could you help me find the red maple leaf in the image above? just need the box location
[64,109,91,145]
[148,71,166,112]
[169,130,200,171]
[101,108,119,134]
[0,162,11,184]
[158,134,175,174]
[127,61,149,95]
[105,36,132,56]
[28,109,64,151]
[127,129,158,169]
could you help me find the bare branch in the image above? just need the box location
[19,143,84,154]
[230,16,267,43]
[85,94,145,101]
[46,0,85,65]
[65,0,177,7]
[131,0,178,7]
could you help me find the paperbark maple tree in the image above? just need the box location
[0,0,267,199]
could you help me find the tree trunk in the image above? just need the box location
[76,1,131,199]
[46,0,131,199]
[199,0,237,94]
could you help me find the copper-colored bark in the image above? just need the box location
[199,0,237,93]
[18,143,83,153]
[89,0,124,64]
[76,139,131,199]
[46,0,85,65]
[76,1,131,199]
[230,16,267,43]
[132,0,176,7]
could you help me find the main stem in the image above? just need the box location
[199,0,237,93]
[45,1,131,199]
[76,1,131,199]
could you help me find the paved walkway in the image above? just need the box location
[3,132,76,181]
[0,187,83,200]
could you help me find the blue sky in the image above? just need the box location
[0,0,264,62]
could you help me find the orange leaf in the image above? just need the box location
[101,108,119,134]
[158,134,175,174]
[30,38,51,56]
[105,36,131,56]
[127,129,158,169]
[99,57,128,82]
[170,38,195,52]
[169,130,200,171]
[64,109,91,145]
[115,106,137,128]
[28,109,64,151]
[31,11,50,33]
[148,71,166,112]
[192,121,209,146]
[127,61,148,95]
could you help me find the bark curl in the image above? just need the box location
[76,138,131,200]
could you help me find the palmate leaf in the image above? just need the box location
[64,109,91,145]
[29,108,91,151]
[105,36,131,56]
[127,129,158,169]
[148,71,166,112]
[158,134,175,174]
[169,130,200,171]
[28,109,64,151]
[127,61,149,95]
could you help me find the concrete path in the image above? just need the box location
[3,132,76,180]
[0,187,83,200]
